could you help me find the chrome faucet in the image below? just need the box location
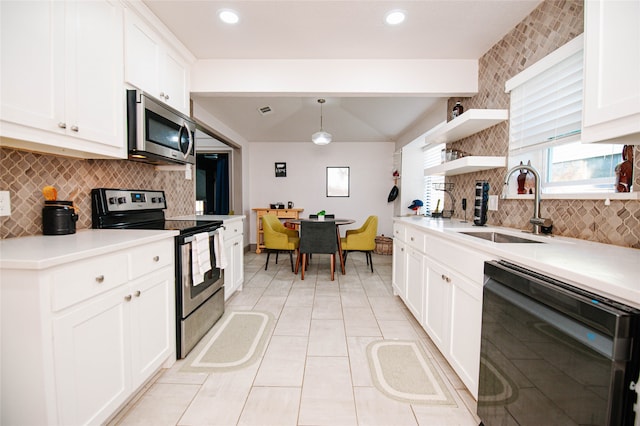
[502,164,552,235]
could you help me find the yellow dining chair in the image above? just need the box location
[341,215,378,273]
[262,215,299,272]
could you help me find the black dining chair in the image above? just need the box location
[295,220,339,281]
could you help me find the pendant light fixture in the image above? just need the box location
[312,98,332,145]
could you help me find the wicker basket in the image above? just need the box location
[374,235,393,255]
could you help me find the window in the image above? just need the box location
[423,143,445,215]
[506,33,625,194]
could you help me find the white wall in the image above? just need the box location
[249,141,396,244]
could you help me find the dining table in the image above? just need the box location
[285,218,355,275]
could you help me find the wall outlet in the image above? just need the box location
[0,191,11,216]
[488,194,499,211]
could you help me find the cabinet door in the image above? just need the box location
[392,239,407,299]
[53,287,130,426]
[1,0,63,132]
[448,270,483,399]
[224,234,244,300]
[582,0,640,143]
[124,9,161,97]
[424,260,451,352]
[129,269,175,388]
[405,247,425,324]
[162,49,190,113]
[66,0,124,148]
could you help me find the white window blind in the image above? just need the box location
[507,34,584,154]
[423,143,445,214]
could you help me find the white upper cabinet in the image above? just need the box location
[582,0,640,144]
[0,0,125,158]
[124,8,191,114]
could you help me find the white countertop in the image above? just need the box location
[0,229,179,270]
[394,216,640,309]
[169,214,245,223]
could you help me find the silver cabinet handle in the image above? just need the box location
[95,275,105,283]
[159,92,165,99]
[58,122,67,129]
[234,242,239,246]
[70,125,79,132]
[153,255,160,262]
[164,94,170,100]
[134,290,141,297]
[124,294,132,301]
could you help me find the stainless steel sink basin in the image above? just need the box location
[460,231,544,244]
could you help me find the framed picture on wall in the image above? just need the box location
[275,162,287,177]
[327,166,350,197]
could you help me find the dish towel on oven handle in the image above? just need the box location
[192,232,212,286]
[214,228,228,269]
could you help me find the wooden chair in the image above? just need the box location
[262,215,299,272]
[341,215,378,273]
[295,221,339,280]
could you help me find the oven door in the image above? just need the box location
[178,230,223,319]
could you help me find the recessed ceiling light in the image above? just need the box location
[218,9,239,24]
[385,10,406,25]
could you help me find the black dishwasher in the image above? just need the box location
[479,260,639,426]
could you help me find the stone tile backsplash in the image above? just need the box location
[0,147,195,239]
[445,0,639,249]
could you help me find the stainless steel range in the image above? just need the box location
[92,188,225,358]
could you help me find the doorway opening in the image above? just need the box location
[196,152,230,214]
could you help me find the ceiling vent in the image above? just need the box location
[258,106,273,116]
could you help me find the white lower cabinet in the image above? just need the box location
[0,236,175,426]
[392,223,407,298]
[405,246,426,323]
[223,219,244,300]
[393,220,491,400]
[424,260,451,351]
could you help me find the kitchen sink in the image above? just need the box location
[460,231,545,244]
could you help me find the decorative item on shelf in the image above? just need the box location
[451,101,464,120]
[516,160,536,194]
[317,210,326,221]
[615,145,634,192]
[287,201,294,208]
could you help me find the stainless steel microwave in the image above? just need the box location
[126,89,195,165]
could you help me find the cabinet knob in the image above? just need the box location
[70,125,79,132]
[95,275,105,283]
[164,94,170,100]
[234,242,239,246]
[124,294,132,301]
[134,290,141,297]
[410,237,415,241]
[159,92,165,99]
[58,122,67,129]
[153,255,160,262]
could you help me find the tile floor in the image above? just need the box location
[109,251,481,426]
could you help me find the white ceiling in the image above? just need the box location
[143,0,542,143]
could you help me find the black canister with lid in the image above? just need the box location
[42,200,78,235]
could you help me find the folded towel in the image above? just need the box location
[214,229,228,269]
[192,232,211,286]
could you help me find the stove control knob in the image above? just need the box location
[151,197,158,203]
[117,197,126,205]
[108,197,117,205]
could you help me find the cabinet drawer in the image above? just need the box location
[426,235,492,283]
[223,223,243,240]
[129,240,173,280]
[277,209,296,218]
[51,253,129,312]
[405,226,426,252]
[393,223,406,241]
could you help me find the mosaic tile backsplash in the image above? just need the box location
[445,0,640,249]
[0,147,195,239]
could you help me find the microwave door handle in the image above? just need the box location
[181,122,194,159]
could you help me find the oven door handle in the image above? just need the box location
[182,226,224,244]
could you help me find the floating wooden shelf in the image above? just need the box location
[424,109,508,146]
[424,156,506,176]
